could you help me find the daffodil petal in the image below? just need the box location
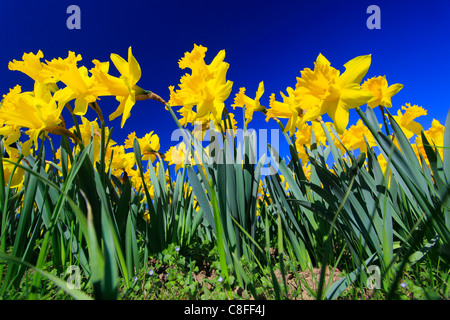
[127,47,141,85]
[319,99,339,119]
[385,83,403,97]
[340,84,373,109]
[330,104,350,134]
[209,49,226,70]
[316,53,331,66]
[120,94,136,128]
[54,86,76,107]
[406,121,424,136]
[74,96,89,115]
[255,81,265,100]
[110,53,128,77]
[338,54,371,87]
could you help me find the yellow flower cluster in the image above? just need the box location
[292,102,443,184]
[164,45,447,185]
[168,46,406,139]
[1,44,446,194]
[168,44,234,132]
[0,47,161,189]
[1,47,143,154]
[266,54,403,135]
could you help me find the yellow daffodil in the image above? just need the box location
[176,104,196,127]
[125,131,160,162]
[70,116,115,162]
[0,124,22,155]
[204,111,238,135]
[266,88,304,136]
[164,142,191,173]
[164,140,211,175]
[302,162,312,181]
[295,121,332,163]
[169,44,233,126]
[362,76,403,109]
[105,145,136,177]
[0,123,33,166]
[8,50,58,91]
[297,53,340,94]
[295,53,373,134]
[392,103,427,139]
[54,147,72,174]
[9,50,46,81]
[338,119,378,153]
[0,82,69,154]
[91,47,144,128]
[1,145,25,188]
[130,169,150,192]
[232,81,266,125]
[423,119,445,152]
[42,51,103,115]
[413,119,445,166]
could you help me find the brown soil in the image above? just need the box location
[147,254,344,300]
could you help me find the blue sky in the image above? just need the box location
[1,0,449,163]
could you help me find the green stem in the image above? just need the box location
[65,102,83,147]
[379,105,391,137]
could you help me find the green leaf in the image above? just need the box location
[408,234,440,266]
[187,166,215,233]
[210,179,232,299]
[325,253,377,300]
[0,252,93,300]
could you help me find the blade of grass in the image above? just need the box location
[209,179,232,299]
[316,174,355,300]
[0,252,93,300]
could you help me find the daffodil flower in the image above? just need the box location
[105,145,136,177]
[43,51,102,116]
[232,81,266,125]
[70,116,115,162]
[8,50,58,92]
[295,54,373,134]
[413,119,445,166]
[392,103,427,139]
[0,82,71,153]
[266,88,304,136]
[362,75,403,109]
[164,142,190,173]
[125,131,161,162]
[169,45,233,126]
[295,121,332,163]
[1,147,25,188]
[338,119,378,153]
[0,124,22,155]
[97,46,145,128]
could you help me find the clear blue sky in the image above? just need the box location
[1,0,449,163]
